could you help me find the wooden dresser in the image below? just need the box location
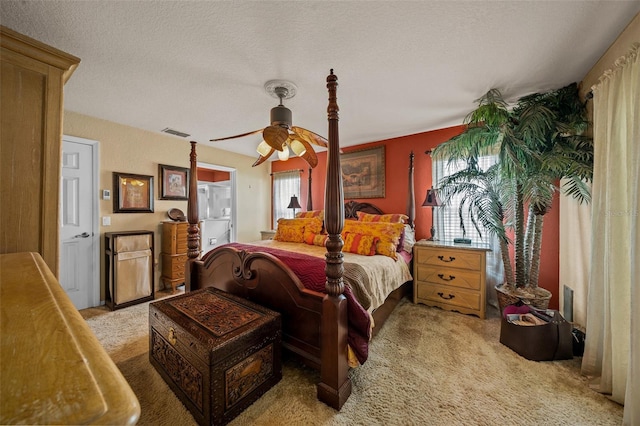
[1,252,140,424]
[413,240,490,319]
[161,221,189,293]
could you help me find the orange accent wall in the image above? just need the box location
[271,125,560,308]
[197,168,230,182]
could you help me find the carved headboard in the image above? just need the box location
[344,200,384,219]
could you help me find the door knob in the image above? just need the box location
[74,232,90,238]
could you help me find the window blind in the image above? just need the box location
[433,155,497,243]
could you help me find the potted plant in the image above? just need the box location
[432,83,593,310]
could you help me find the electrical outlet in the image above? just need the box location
[102,216,111,226]
[102,189,111,200]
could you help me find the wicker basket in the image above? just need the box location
[496,283,552,312]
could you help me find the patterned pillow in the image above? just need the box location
[356,211,408,224]
[296,210,324,221]
[274,217,323,242]
[304,231,328,247]
[342,221,404,259]
[274,219,305,243]
[343,232,379,256]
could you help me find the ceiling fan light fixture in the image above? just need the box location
[277,144,290,161]
[256,140,272,157]
[290,139,307,156]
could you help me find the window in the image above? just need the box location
[272,170,301,229]
[433,153,504,310]
[433,155,498,243]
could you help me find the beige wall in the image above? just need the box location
[560,12,639,327]
[63,111,271,299]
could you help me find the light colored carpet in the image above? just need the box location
[83,296,622,425]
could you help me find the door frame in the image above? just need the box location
[197,162,237,243]
[61,134,100,307]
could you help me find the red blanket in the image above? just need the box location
[227,243,372,364]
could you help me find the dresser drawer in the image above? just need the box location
[415,265,481,290]
[416,248,482,271]
[415,282,481,312]
[162,221,189,254]
[161,254,187,276]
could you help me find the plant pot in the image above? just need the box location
[495,283,552,313]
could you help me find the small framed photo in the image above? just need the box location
[159,164,189,200]
[113,172,154,213]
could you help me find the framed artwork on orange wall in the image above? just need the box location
[340,146,385,199]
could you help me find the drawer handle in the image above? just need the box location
[437,292,455,300]
[438,274,455,281]
[168,327,177,345]
[437,256,456,263]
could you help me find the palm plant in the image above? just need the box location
[433,83,592,304]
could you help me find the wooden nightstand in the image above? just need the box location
[413,240,490,319]
[261,230,276,240]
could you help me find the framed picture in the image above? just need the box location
[340,146,385,199]
[159,164,189,200]
[113,172,154,213]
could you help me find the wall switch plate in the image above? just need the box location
[102,216,111,226]
[209,238,217,245]
[102,189,111,200]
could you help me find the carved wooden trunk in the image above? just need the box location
[149,288,282,425]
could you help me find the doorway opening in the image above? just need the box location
[197,162,237,253]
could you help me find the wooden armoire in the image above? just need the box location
[0,26,80,276]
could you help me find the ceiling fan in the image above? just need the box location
[210,80,328,168]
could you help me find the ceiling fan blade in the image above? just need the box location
[291,126,328,148]
[210,128,264,142]
[263,126,288,151]
[290,137,318,168]
[252,148,275,167]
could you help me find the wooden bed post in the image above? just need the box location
[317,69,351,410]
[407,151,416,229]
[185,140,200,292]
[307,168,313,211]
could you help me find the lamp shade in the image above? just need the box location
[287,195,302,209]
[256,140,272,157]
[422,187,441,207]
[277,144,290,161]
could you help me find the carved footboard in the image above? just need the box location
[190,247,326,369]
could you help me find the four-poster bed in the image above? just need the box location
[184,70,416,409]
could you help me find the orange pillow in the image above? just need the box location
[342,220,404,259]
[296,210,324,221]
[274,218,323,243]
[343,232,379,256]
[274,220,305,243]
[356,211,408,224]
[304,231,328,247]
[342,221,404,259]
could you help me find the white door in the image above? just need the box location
[60,136,99,310]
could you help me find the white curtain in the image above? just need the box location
[582,43,638,424]
[272,170,301,228]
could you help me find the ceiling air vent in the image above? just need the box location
[161,127,190,138]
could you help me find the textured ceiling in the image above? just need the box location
[2,1,639,160]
